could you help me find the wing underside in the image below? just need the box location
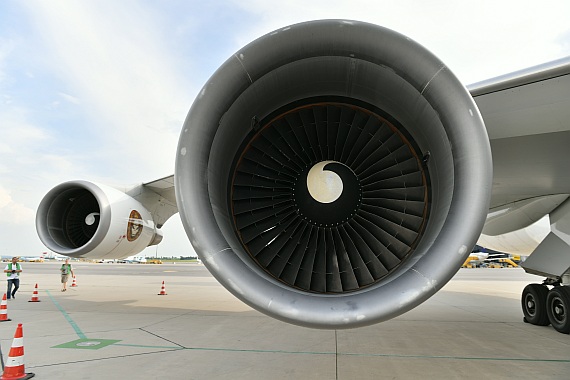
[471,57,570,280]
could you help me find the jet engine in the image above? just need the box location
[36,180,163,260]
[175,20,493,328]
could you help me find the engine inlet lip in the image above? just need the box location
[175,19,492,328]
[36,180,111,256]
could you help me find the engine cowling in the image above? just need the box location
[36,180,162,260]
[175,19,493,329]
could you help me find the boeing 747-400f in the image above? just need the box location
[35,20,570,334]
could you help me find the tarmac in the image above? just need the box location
[0,262,568,379]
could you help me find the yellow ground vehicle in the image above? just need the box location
[463,256,518,268]
[462,255,481,268]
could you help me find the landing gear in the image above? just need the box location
[546,286,570,334]
[521,282,570,334]
[521,284,549,326]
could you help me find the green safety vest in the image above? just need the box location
[6,263,20,277]
[61,264,72,275]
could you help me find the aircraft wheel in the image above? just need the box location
[521,284,550,326]
[546,286,570,334]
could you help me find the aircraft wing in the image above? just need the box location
[470,57,570,287]
[468,58,570,234]
[142,175,176,205]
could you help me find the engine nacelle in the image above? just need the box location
[177,19,493,329]
[36,180,162,260]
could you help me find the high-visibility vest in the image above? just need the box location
[61,264,72,275]
[6,263,20,277]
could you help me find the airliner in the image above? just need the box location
[9,252,67,262]
[34,20,570,334]
[124,256,147,264]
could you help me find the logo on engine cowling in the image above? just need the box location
[127,210,143,242]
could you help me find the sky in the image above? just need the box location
[1,0,569,259]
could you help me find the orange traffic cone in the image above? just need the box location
[157,281,167,295]
[71,275,77,287]
[28,284,40,303]
[1,323,35,379]
[0,293,10,322]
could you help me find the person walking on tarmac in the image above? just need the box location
[60,258,74,292]
[4,257,22,299]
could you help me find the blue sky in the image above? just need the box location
[1,0,569,258]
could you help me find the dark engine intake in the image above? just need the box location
[175,20,492,328]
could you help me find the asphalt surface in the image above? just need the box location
[0,262,567,379]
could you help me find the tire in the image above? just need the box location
[521,284,550,326]
[546,286,570,334]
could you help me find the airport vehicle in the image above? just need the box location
[462,254,488,268]
[463,256,519,268]
[462,249,493,268]
[496,258,519,268]
[463,247,521,268]
[35,20,570,333]
[484,259,519,269]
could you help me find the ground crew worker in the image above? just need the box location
[60,258,74,292]
[4,257,22,299]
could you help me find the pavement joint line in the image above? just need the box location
[32,339,570,365]
[341,352,570,363]
[139,313,190,330]
[39,288,570,364]
[114,343,184,349]
[44,291,187,351]
[46,289,87,339]
[27,349,183,369]
[182,346,335,355]
[43,290,192,351]
[170,346,570,363]
[335,330,339,380]
[139,327,185,348]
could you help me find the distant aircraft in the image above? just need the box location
[35,20,570,334]
[124,255,147,264]
[16,252,67,262]
[19,256,44,262]
[43,252,67,261]
[99,256,147,264]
